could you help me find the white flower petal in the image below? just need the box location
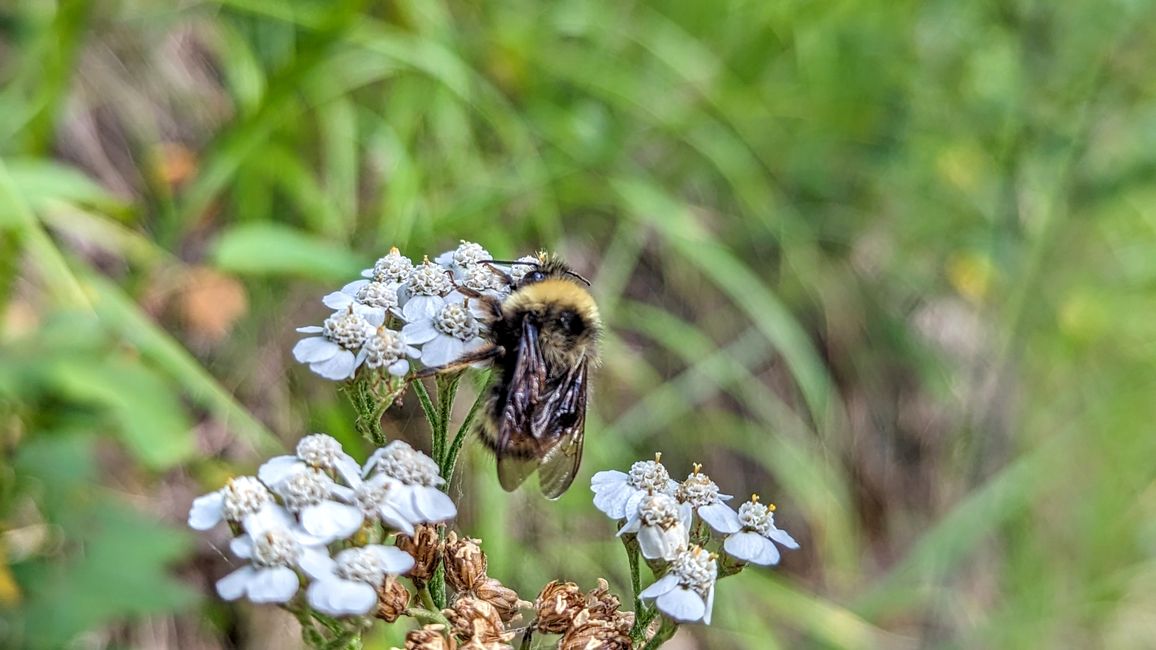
[369,545,417,574]
[768,526,800,550]
[698,503,742,535]
[637,523,686,561]
[621,490,649,520]
[388,359,410,377]
[402,295,442,322]
[656,588,706,623]
[401,320,439,345]
[593,485,637,520]
[724,531,776,565]
[420,336,461,367]
[341,279,370,294]
[293,337,340,364]
[322,291,355,310]
[188,492,224,530]
[639,574,679,600]
[247,566,301,603]
[229,535,254,559]
[703,584,716,625]
[301,502,364,542]
[333,454,362,486]
[257,456,302,487]
[299,546,337,580]
[410,487,457,523]
[753,535,783,566]
[590,470,627,489]
[617,514,641,536]
[311,349,357,380]
[296,325,324,333]
[242,503,294,535]
[377,502,416,535]
[307,579,378,616]
[216,566,256,601]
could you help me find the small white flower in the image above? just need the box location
[459,263,511,296]
[400,259,454,321]
[259,433,362,487]
[505,254,541,285]
[188,476,279,532]
[401,292,487,368]
[639,545,717,624]
[216,508,334,604]
[722,496,799,566]
[293,307,383,380]
[265,464,363,543]
[434,240,491,269]
[362,247,414,284]
[323,279,401,321]
[363,441,457,524]
[363,326,418,376]
[591,453,679,520]
[348,472,421,535]
[618,492,691,561]
[307,545,415,616]
[677,465,740,534]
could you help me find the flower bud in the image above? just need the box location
[376,577,411,623]
[405,624,457,650]
[475,577,531,623]
[533,580,585,634]
[444,531,488,593]
[444,596,511,645]
[397,523,442,584]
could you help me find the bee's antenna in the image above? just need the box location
[566,271,592,286]
[481,259,539,266]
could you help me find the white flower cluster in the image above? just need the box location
[188,434,456,616]
[293,242,541,380]
[591,455,799,625]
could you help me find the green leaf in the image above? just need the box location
[210,222,364,281]
[2,158,120,210]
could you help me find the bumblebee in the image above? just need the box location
[429,252,601,499]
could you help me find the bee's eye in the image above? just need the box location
[522,270,547,285]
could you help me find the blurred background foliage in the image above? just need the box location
[2,0,1156,647]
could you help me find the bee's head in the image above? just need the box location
[505,252,590,289]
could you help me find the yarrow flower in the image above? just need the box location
[324,279,401,322]
[265,464,363,543]
[591,453,679,520]
[216,507,334,604]
[363,326,418,376]
[258,433,361,487]
[363,440,457,524]
[188,475,278,532]
[294,307,384,380]
[723,495,799,566]
[639,545,717,624]
[401,258,455,321]
[363,247,414,284]
[435,240,492,270]
[505,255,542,285]
[676,465,740,534]
[306,545,415,616]
[401,292,487,367]
[617,492,691,561]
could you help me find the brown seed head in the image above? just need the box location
[444,531,488,593]
[474,577,531,623]
[396,524,442,585]
[558,618,632,650]
[583,578,621,620]
[404,624,457,650]
[375,577,411,623]
[533,580,586,634]
[444,596,510,645]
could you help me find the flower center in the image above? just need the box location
[364,328,406,368]
[296,434,342,470]
[222,476,271,521]
[638,493,681,530]
[354,479,391,516]
[462,265,504,292]
[323,310,370,350]
[252,528,302,568]
[335,548,387,585]
[277,467,331,510]
[627,460,672,494]
[677,472,720,507]
[737,501,773,535]
[508,255,540,284]
[355,281,399,309]
[451,241,490,267]
[408,262,452,297]
[434,303,479,341]
[371,249,414,284]
[374,441,442,487]
[671,546,717,596]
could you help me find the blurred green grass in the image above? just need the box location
[3,0,1156,647]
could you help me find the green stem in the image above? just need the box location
[434,373,461,467]
[412,379,439,457]
[406,607,450,626]
[430,551,448,609]
[442,378,488,486]
[641,617,679,649]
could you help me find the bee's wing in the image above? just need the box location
[496,317,549,492]
[536,359,588,500]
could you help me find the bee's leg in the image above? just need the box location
[415,345,504,378]
[453,286,503,322]
[482,262,515,286]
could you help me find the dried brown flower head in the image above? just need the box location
[444,596,512,645]
[396,524,442,585]
[405,624,458,650]
[376,577,411,623]
[475,577,530,623]
[533,580,586,634]
[445,531,488,593]
[583,578,621,620]
[558,618,632,650]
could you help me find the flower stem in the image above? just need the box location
[640,617,679,650]
[412,379,439,456]
[433,373,461,467]
[442,375,489,486]
[406,606,450,626]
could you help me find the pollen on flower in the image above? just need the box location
[677,471,722,507]
[638,493,681,530]
[323,309,370,350]
[627,459,673,494]
[335,547,389,585]
[670,546,717,597]
[376,441,442,486]
[364,328,406,368]
[296,434,342,470]
[409,260,453,297]
[277,467,331,510]
[371,248,414,284]
[221,477,272,521]
[355,281,400,310]
[252,529,302,568]
[434,302,480,341]
[450,241,491,267]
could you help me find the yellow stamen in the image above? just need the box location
[768,503,776,512]
[654,452,662,464]
[692,463,702,474]
[389,246,400,255]
[751,494,760,503]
